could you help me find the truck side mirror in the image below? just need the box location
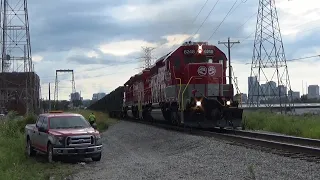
[38,126,46,132]
[92,123,97,129]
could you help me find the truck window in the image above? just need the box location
[36,116,44,127]
[49,116,91,129]
[42,117,48,131]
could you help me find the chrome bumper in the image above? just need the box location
[53,145,103,155]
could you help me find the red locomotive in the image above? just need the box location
[122,41,243,128]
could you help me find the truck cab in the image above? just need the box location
[25,111,103,162]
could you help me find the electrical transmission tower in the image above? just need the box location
[0,0,39,115]
[54,69,76,102]
[248,0,293,113]
[138,47,155,69]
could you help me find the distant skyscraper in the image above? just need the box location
[70,92,81,101]
[308,85,319,99]
[288,90,300,101]
[266,81,277,96]
[248,76,259,104]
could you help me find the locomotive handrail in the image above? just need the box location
[176,78,182,109]
[171,64,182,110]
[181,76,227,110]
[181,76,205,110]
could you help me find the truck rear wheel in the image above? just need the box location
[91,152,102,161]
[26,138,36,157]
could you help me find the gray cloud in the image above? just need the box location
[25,0,320,84]
[28,0,259,54]
[66,48,140,65]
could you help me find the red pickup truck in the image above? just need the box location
[25,111,103,162]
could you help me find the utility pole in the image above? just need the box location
[49,83,51,111]
[218,37,240,85]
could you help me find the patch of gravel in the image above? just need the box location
[71,121,320,180]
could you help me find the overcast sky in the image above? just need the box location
[25,0,320,100]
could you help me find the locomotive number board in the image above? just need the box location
[183,49,215,55]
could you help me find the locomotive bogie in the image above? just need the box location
[183,97,243,129]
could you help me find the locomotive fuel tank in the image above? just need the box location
[150,109,167,121]
[126,110,135,119]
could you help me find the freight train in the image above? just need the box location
[88,41,243,129]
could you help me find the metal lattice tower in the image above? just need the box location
[248,0,293,113]
[0,0,32,72]
[0,0,38,115]
[54,69,76,102]
[139,47,155,69]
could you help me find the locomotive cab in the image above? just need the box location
[179,42,243,129]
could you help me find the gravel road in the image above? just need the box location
[71,121,320,180]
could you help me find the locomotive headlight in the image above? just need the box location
[226,101,231,106]
[196,101,201,107]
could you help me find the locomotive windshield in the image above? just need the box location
[184,56,214,64]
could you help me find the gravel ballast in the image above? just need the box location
[72,121,320,180]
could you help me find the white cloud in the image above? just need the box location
[161,34,200,47]
[109,0,200,22]
[86,50,99,58]
[99,40,157,56]
[33,55,43,62]
[275,0,320,39]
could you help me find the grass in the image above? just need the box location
[0,112,75,180]
[243,111,320,139]
[69,109,118,131]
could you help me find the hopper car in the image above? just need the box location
[88,41,243,129]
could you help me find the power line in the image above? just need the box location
[243,54,320,65]
[152,0,211,51]
[162,0,223,61]
[192,0,220,39]
[207,0,239,41]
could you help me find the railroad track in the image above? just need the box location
[122,118,320,163]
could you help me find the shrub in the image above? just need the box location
[70,110,117,131]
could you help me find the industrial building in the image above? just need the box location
[0,72,40,115]
[92,93,106,101]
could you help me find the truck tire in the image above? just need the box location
[47,143,56,163]
[91,152,102,161]
[26,138,36,157]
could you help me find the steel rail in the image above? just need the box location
[226,129,320,148]
[122,118,320,159]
